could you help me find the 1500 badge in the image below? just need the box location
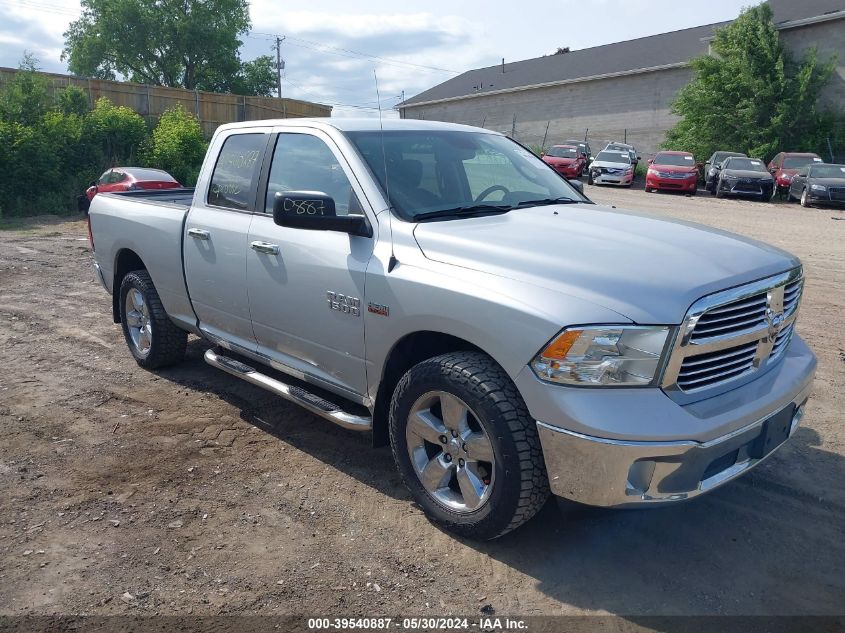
[326,291,360,317]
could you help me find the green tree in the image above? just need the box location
[144,105,207,185]
[62,0,272,96]
[0,53,53,126]
[82,97,148,169]
[663,2,837,161]
[57,86,90,116]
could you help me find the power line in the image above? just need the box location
[248,31,460,75]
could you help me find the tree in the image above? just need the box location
[663,2,837,161]
[62,0,271,95]
[82,97,148,169]
[0,53,53,126]
[144,105,207,185]
[198,55,277,96]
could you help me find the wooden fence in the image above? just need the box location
[0,67,332,136]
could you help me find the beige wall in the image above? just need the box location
[779,19,845,109]
[402,67,694,158]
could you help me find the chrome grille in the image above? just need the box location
[677,342,757,390]
[663,268,804,401]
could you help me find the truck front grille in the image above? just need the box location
[662,268,804,401]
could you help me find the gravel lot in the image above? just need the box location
[1,188,844,619]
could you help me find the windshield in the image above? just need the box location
[345,130,585,221]
[783,156,820,169]
[124,168,177,181]
[653,153,695,166]
[594,151,631,164]
[810,164,845,178]
[725,158,767,172]
[546,146,578,158]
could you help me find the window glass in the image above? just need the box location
[98,171,112,185]
[265,133,362,215]
[346,130,584,220]
[653,153,695,166]
[207,133,265,210]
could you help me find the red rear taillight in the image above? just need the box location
[87,215,94,251]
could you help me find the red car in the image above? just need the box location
[767,152,823,197]
[541,145,586,179]
[80,167,181,211]
[645,151,699,194]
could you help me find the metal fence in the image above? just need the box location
[0,67,332,136]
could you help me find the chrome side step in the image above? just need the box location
[204,349,372,432]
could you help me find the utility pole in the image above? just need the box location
[275,36,286,118]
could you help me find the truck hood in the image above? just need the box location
[412,204,799,324]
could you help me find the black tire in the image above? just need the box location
[800,188,812,208]
[119,270,187,369]
[587,172,594,185]
[389,352,549,540]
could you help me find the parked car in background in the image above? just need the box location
[563,139,592,162]
[80,168,182,212]
[714,157,775,200]
[541,145,586,178]
[787,163,845,208]
[768,152,823,197]
[645,151,698,194]
[588,150,634,186]
[704,151,747,193]
[605,142,640,168]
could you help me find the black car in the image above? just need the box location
[704,151,747,193]
[714,157,774,200]
[787,162,845,208]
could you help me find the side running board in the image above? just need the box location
[204,348,372,432]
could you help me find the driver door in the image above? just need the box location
[246,129,375,399]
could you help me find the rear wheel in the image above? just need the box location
[389,352,549,540]
[119,270,187,369]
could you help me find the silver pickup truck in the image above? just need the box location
[89,119,816,540]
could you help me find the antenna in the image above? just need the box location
[374,69,398,273]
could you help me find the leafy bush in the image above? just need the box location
[82,97,148,168]
[144,105,207,185]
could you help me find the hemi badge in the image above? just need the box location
[368,302,389,317]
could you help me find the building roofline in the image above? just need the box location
[401,62,689,109]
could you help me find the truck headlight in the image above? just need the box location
[531,326,671,386]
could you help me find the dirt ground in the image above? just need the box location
[1,188,844,619]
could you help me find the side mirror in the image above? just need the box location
[568,179,584,194]
[273,191,371,237]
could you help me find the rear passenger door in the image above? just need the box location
[245,129,374,399]
[184,129,271,351]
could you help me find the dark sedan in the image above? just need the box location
[788,163,845,208]
[714,157,774,200]
[704,151,747,193]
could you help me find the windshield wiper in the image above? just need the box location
[513,197,580,208]
[414,204,513,222]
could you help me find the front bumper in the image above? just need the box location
[647,176,698,192]
[526,335,816,507]
[593,171,633,186]
[720,180,774,198]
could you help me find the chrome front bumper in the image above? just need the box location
[534,340,815,507]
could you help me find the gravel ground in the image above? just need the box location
[1,188,844,619]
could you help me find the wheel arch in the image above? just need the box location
[112,248,146,323]
[371,331,493,447]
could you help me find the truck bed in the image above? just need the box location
[89,188,198,333]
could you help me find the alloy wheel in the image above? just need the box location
[405,391,496,513]
[125,288,152,356]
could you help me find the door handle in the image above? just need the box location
[250,241,280,255]
[188,228,210,240]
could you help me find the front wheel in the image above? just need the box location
[389,352,549,540]
[800,188,813,208]
[119,270,187,369]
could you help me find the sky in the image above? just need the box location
[0,0,756,117]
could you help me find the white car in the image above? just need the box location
[588,150,634,186]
